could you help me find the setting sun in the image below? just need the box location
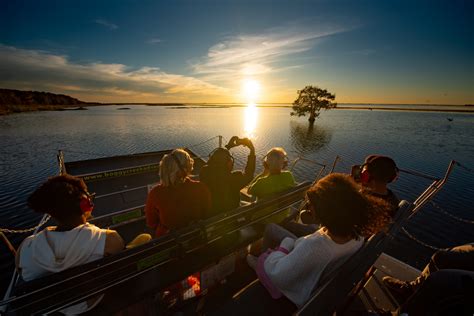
[242,79,261,103]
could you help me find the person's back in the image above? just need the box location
[260,227,363,306]
[19,223,111,281]
[200,137,255,217]
[16,175,125,314]
[248,147,295,199]
[145,148,211,236]
[253,173,391,307]
[146,178,210,235]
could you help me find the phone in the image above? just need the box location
[351,165,362,182]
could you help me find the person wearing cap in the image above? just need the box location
[145,148,211,237]
[248,147,296,200]
[199,136,256,217]
[354,155,400,215]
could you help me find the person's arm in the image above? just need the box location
[236,138,256,188]
[247,177,262,197]
[15,241,24,275]
[104,230,125,255]
[287,172,297,186]
[263,237,330,296]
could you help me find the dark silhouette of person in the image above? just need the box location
[200,136,256,217]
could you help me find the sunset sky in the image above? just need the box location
[1,0,473,104]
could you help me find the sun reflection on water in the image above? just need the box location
[243,103,259,139]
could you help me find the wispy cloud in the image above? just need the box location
[192,25,347,83]
[147,38,162,44]
[95,19,119,30]
[0,44,228,102]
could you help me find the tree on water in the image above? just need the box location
[290,85,337,123]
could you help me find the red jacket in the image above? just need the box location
[145,178,211,237]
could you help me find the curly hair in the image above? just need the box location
[27,174,88,221]
[306,173,391,239]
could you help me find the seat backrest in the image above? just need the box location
[295,200,413,316]
[4,182,311,315]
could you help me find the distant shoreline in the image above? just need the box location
[334,106,474,113]
[1,103,473,116]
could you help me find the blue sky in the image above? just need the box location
[0,0,473,104]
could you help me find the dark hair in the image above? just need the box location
[306,173,391,239]
[27,174,88,221]
[207,148,233,171]
[364,155,398,183]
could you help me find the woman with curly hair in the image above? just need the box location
[253,173,391,308]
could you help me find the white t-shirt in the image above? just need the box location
[263,228,363,307]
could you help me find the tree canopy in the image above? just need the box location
[290,85,337,123]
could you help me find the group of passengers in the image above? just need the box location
[20,135,454,314]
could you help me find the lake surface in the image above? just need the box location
[1,105,473,292]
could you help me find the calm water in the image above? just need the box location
[1,105,473,291]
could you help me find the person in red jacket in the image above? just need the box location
[145,148,211,237]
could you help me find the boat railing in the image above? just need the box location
[0,182,311,315]
[295,160,457,315]
[407,160,456,218]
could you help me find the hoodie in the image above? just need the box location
[17,223,107,315]
[18,223,107,281]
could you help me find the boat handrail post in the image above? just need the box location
[329,155,340,173]
[410,160,456,218]
[57,150,66,175]
[218,135,223,148]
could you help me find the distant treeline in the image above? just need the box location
[0,89,85,106]
[0,89,92,115]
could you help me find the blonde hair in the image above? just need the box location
[264,147,288,172]
[159,149,194,187]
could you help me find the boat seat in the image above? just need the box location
[213,200,413,316]
[5,182,311,315]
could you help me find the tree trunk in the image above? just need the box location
[309,110,316,124]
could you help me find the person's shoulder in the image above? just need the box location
[148,183,164,194]
[281,171,294,178]
[199,165,210,177]
[104,230,125,255]
[186,178,210,190]
[231,170,244,177]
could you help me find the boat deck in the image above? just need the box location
[350,252,421,313]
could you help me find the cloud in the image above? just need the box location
[95,19,119,30]
[0,44,228,102]
[147,38,162,44]
[192,25,347,83]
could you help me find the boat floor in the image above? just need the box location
[146,252,421,315]
[349,252,421,313]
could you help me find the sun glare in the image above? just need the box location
[242,79,261,103]
[244,102,258,139]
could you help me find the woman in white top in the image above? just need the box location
[16,175,125,314]
[255,173,391,308]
